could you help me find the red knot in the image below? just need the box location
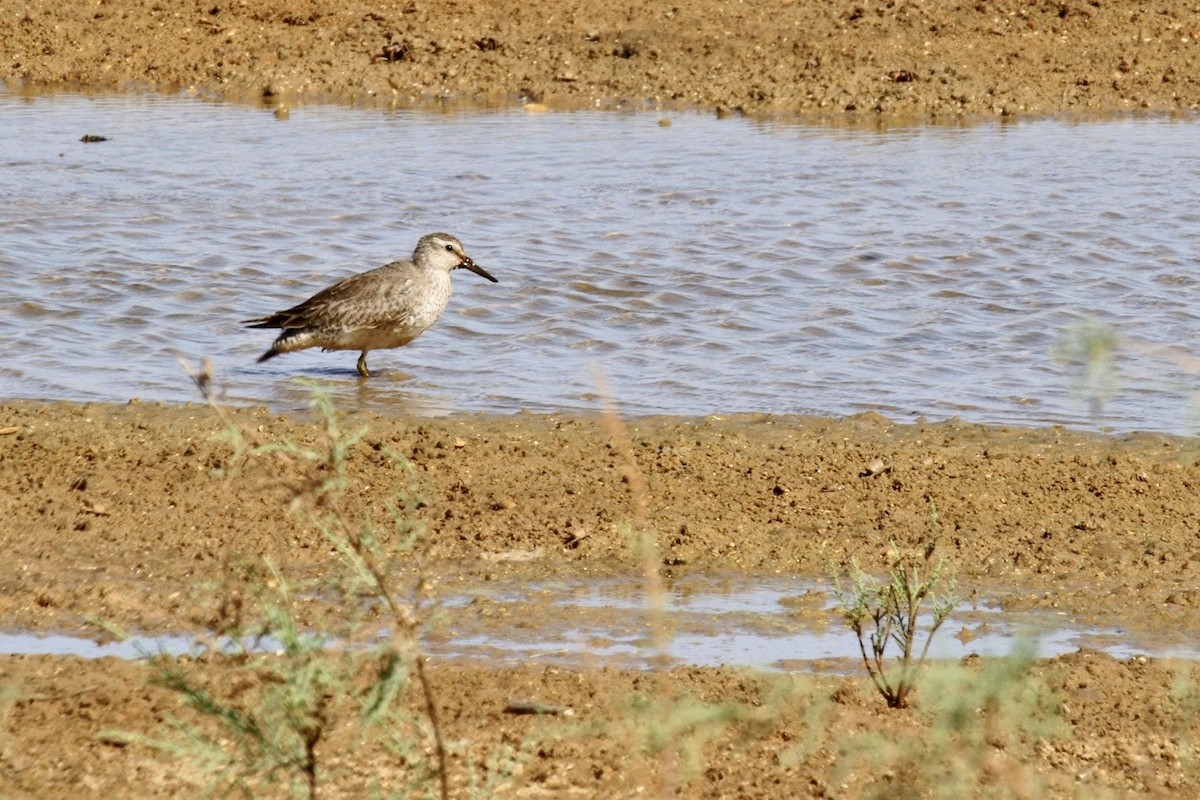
[243,232,497,377]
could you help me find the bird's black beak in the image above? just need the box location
[461,257,498,283]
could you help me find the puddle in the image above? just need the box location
[0,630,281,661]
[422,578,1200,670]
[3,577,1196,670]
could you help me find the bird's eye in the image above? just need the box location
[444,244,455,252]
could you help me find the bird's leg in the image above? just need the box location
[356,350,371,378]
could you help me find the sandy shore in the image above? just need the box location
[4,0,1199,117]
[4,2,1200,797]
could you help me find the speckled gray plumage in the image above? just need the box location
[244,232,497,377]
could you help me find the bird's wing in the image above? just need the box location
[276,263,419,330]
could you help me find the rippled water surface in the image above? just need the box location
[2,92,1199,431]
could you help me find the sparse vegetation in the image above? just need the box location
[97,365,452,799]
[833,542,958,709]
[824,642,1064,800]
[1057,317,1121,420]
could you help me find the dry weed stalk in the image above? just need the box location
[593,371,755,795]
[594,373,669,659]
[179,356,279,456]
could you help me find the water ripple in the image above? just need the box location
[1,94,1199,432]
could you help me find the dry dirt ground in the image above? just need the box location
[4,1,1200,798]
[3,0,1200,117]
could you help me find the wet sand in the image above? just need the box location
[4,399,1200,637]
[4,1,1200,797]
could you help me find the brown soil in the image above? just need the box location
[4,399,1200,797]
[4,400,1200,637]
[3,0,1199,117]
[5,2,1200,797]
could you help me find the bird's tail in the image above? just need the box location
[253,328,317,363]
[243,314,284,329]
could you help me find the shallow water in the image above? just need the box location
[2,92,1199,432]
[1,577,1194,670]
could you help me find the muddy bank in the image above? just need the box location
[4,0,1199,117]
[3,399,1200,640]
[4,391,1200,799]
[6,2,1200,796]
